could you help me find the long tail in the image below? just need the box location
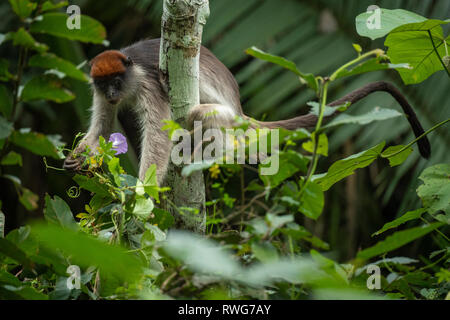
[250,81,431,159]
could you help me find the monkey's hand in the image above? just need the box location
[63,139,98,172]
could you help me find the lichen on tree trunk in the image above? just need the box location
[159,0,209,233]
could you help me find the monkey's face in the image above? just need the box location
[93,74,126,105]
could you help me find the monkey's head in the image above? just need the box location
[90,50,133,105]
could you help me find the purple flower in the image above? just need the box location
[109,133,128,155]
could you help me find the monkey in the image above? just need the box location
[63,38,431,184]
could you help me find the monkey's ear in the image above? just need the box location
[123,56,133,67]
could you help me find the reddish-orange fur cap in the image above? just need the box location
[90,50,127,78]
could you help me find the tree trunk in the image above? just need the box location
[159,0,209,233]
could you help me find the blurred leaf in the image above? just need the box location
[251,242,279,263]
[8,0,37,19]
[41,0,68,13]
[417,164,450,215]
[0,85,13,118]
[10,129,63,159]
[0,285,48,300]
[373,208,426,236]
[19,187,38,211]
[0,59,13,82]
[357,223,444,259]
[355,8,426,40]
[266,213,294,230]
[323,108,402,129]
[314,142,385,191]
[28,53,89,82]
[30,13,107,44]
[142,164,159,201]
[245,47,318,92]
[385,20,450,84]
[0,238,33,268]
[381,145,413,167]
[31,223,143,283]
[21,75,75,103]
[299,181,324,220]
[44,194,77,230]
[73,174,111,197]
[150,208,174,230]
[334,56,411,80]
[1,151,22,166]
[182,160,215,177]
[5,28,48,52]
[0,116,13,139]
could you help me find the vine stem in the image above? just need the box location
[382,118,449,159]
[428,30,450,78]
[299,49,383,198]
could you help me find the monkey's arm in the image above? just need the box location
[255,81,431,158]
[63,95,117,170]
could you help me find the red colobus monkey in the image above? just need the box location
[64,38,431,183]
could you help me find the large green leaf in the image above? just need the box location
[30,13,107,44]
[0,238,33,268]
[1,151,23,166]
[357,222,444,260]
[245,47,318,92]
[355,8,427,40]
[385,20,450,84]
[372,208,426,236]
[44,195,78,230]
[21,75,75,103]
[260,151,308,188]
[28,53,89,82]
[128,198,154,220]
[73,174,111,197]
[417,164,450,215]
[313,142,385,191]
[381,145,413,167]
[10,129,63,159]
[323,108,402,129]
[31,223,143,283]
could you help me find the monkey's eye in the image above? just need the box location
[113,78,122,89]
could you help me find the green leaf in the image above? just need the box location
[141,164,159,201]
[299,181,324,220]
[107,157,122,187]
[5,28,48,52]
[260,151,308,188]
[417,164,450,215]
[8,0,37,19]
[182,160,215,177]
[129,198,154,220]
[355,8,427,40]
[0,238,33,268]
[0,285,48,300]
[308,101,349,117]
[313,142,385,191]
[385,20,450,84]
[0,116,13,139]
[41,0,68,13]
[357,222,444,260]
[73,174,111,197]
[323,108,402,129]
[28,53,89,82]
[31,223,143,283]
[381,145,413,167]
[372,208,426,236]
[245,47,318,92]
[44,194,77,230]
[1,151,22,166]
[30,13,107,44]
[150,208,174,230]
[19,187,38,211]
[302,133,328,156]
[0,85,13,117]
[333,56,411,80]
[251,242,279,263]
[10,129,63,159]
[21,75,75,103]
